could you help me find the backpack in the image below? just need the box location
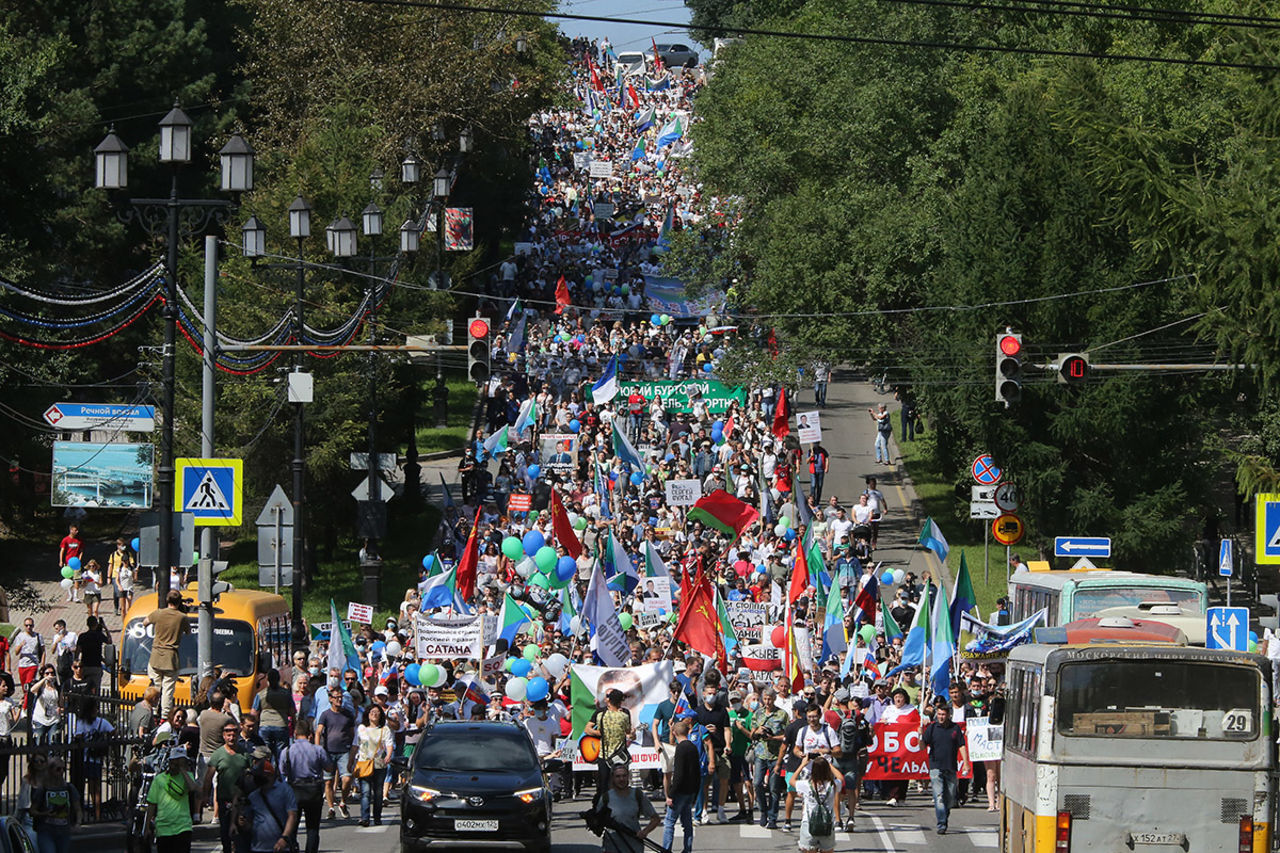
[838,714,866,756]
[806,781,834,837]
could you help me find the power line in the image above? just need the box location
[1004,0,1280,28]
[883,0,1280,31]
[344,0,1280,71]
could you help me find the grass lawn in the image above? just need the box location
[414,376,478,455]
[218,501,443,628]
[897,431,1011,619]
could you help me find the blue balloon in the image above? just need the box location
[630,471,644,486]
[756,564,767,575]
[783,528,796,542]
[526,676,550,703]
[67,556,81,571]
[522,530,545,556]
[527,463,541,480]
[511,658,533,678]
[404,664,421,686]
[651,313,662,326]
[557,556,577,581]
[714,419,725,432]
[569,419,581,433]
[702,363,714,373]
[882,570,895,585]
[664,453,675,462]
[1249,630,1260,642]
[130,537,140,552]
[422,554,435,571]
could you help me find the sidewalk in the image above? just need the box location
[802,372,952,589]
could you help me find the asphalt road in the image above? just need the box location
[162,785,999,853]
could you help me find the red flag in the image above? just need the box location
[672,565,726,672]
[626,83,640,109]
[455,506,482,602]
[723,414,735,441]
[772,387,791,439]
[549,489,582,558]
[555,276,570,315]
[588,57,604,92]
[783,601,804,691]
[651,38,665,72]
[788,537,809,604]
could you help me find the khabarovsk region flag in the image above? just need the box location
[327,599,361,676]
[483,425,509,456]
[514,396,538,435]
[611,422,645,473]
[569,661,675,739]
[918,517,950,564]
[592,355,620,405]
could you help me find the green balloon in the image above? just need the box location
[534,545,557,572]
[618,613,634,631]
[528,510,539,522]
[503,658,515,672]
[1249,640,1259,653]
[419,663,440,686]
[573,516,589,531]
[530,572,551,590]
[668,612,678,624]
[502,536,524,560]
[548,572,570,590]
[859,625,877,644]
[523,643,540,661]
[192,551,200,565]
[61,566,74,579]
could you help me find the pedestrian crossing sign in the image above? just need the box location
[175,457,243,527]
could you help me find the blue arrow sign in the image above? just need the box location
[1054,536,1111,558]
[1206,607,1249,651]
[1219,538,1234,578]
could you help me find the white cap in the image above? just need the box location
[374,685,390,697]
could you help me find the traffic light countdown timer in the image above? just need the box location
[467,316,491,384]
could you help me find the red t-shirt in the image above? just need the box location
[628,393,645,415]
[59,535,82,563]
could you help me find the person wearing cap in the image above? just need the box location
[236,756,299,853]
[203,717,250,853]
[145,746,198,852]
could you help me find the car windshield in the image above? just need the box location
[1056,660,1259,740]
[122,617,255,676]
[415,729,540,773]
[1072,586,1201,618]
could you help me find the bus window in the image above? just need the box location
[1056,660,1259,740]
[1007,666,1040,755]
[122,617,255,676]
[1072,587,1202,619]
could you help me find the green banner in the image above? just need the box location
[618,379,747,414]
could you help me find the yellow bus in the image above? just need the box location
[118,584,293,711]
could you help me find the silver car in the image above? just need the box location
[655,43,699,68]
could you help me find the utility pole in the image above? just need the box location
[197,236,218,681]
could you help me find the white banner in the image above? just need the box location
[416,613,485,660]
[724,600,771,642]
[571,661,674,733]
[348,602,373,624]
[589,160,614,178]
[638,576,672,613]
[664,478,702,507]
[571,743,660,772]
[965,718,1003,763]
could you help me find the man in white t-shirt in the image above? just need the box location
[794,704,841,767]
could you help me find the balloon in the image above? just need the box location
[527,464,541,480]
[544,653,570,679]
[1249,640,1259,653]
[1249,630,1259,642]
[756,565,767,575]
[524,643,540,661]
[556,556,577,581]
[60,578,73,590]
[61,566,74,579]
[526,676,550,703]
[67,556,81,571]
[574,516,589,531]
[893,569,906,585]
[771,625,786,648]
[534,546,558,573]
[428,666,448,688]
[881,571,895,586]
[630,471,644,486]
[516,557,537,579]
[522,530,545,556]
[530,573,551,590]
[702,363,714,373]
[404,664,422,686]
[621,284,630,296]
[502,537,524,560]
[668,612,678,624]
[385,641,402,659]
[774,524,787,538]
[651,313,662,326]
[618,613,634,631]
[783,528,796,542]
[503,658,515,672]
[505,677,528,701]
[130,537,140,552]
[192,552,200,566]
[569,616,583,634]
[528,510,539,522]
[422,554,435,571]
[859,624,877,644]
[569,419,581,433]
[511,658,533,678]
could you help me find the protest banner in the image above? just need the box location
[741,643,781,673]
[589,159,614,178]
[540,433,577,471]
[966,718,1003,763]
[638,576,672,613]
[569,662,675,738]
[863,721,973,781]
[507,493,532,512]
[724,600,770,642]
[571,743,660,772]
[416,613,485,660]
[616,379,747,414]
[664,478,701,507]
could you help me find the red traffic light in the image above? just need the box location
[999,334,1022,357]
[468,318,490,339]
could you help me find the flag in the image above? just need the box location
[853,572,879,620]
[559,584,579,635]
[550,489,583,558]
[504,297,522,323]
[508,310,527,354]
[892,580,931,674]
[714,588,739,658]
[642,540,668,578]
[584,560,629,666]
[634,106,655,132]
[626,82,640,108]
[918,517,950,564]
[457,674,489,706]
[672,566,726,672]
[862,650,882,680]
[657,202,675,249]
[783,602,804,691]
[687,490,760,539]
[949,552,978,639]
[630,136,646,163]
[772,387,790,438]
[881,594,904,641]
[819,579,847,663]
[651,37,664,72]
[656,115,683,148]
[569,661,674,739]
[418,566,459,610]
[610,422,645,473]
[497,591,532,646]
[327,599,361,677]
[594,459,612,520]
[588,57,604,91]
[604,532,639,596]
[455,507,481,602]
[438,472,455,508]
[483,425,509,456]
[592,355,620,404]
[788,537,809,604]
[803,526,829,592]
[930,579,956,701]
[514,396,538,436]
[555,275,570,315]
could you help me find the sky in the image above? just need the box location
[554,0,705,54]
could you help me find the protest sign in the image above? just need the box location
[569,662,675,738]
[966,718,1003,763]
[741,644,781,673]
[636,611,667,631]
[616,379,746,414]
[863,722,973,781]
[573,152,592,170]
[416,613,485,660]
[664,478,702,507]
[507,493,532,512]
[481,654,505,683]
[638,576,672,613]
[347,602,373,624]
[589,160,614,178]
[724,600,770,642]
[796,411,822,444]
[540,433,577,470]
[572,743,660,772]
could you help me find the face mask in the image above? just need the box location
[309,667,321,678]
[703,694,716,705]
[748,700,760,711]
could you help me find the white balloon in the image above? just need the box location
[544,653,569,679]
[516,557,537,579]
[60,578,73,590]
[569,616,582,635]
[893,569,906,585]
[428,666,448,688]
[505,676,528,701]
[385,641,402,660]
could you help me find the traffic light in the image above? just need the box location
[199,559,232,602]
[467,316,491,384]
[995,331,1023,405]
[1056,353,1089,384]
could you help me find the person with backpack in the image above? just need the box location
[235,757,298,853]
[201,719,250,853]
[583,688,633,806]
[145,747,199,853]
[594,760,659,853]
[832,691,870,830]
[280,719,332,853]
[792,755,844,853]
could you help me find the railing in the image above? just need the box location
[0,732,147,824]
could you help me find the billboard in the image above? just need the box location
[51,441,154,509]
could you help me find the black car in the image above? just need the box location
[401,720,552,853]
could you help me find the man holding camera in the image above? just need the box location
[748,688,788,830]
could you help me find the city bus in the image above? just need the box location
[1000,623,1272,852]
[118,584,292,711]
[1008,569,1207,631]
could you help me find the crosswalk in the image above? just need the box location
[734,819,998,849]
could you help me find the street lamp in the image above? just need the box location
[362,203,383,237]
[401,154,421,185]
[459,127,473,154]
[289,196,312,239]
[433,168,450,292]
[93,108,252,610]
[331,216,358,258]
[241,216,266,258]
[400,220,421,253]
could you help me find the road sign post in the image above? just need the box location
[255,485,295,590]
[42,402,156,432]
[1255,494,1280,565]
[1207,607,1249,651]
[1220,538,1234,607]
[175,458,244,527]
[971,454,1003,486]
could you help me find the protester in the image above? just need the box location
[146,747,198,853]
[143,590,190,717]
[280,718,332,853]
[920,703,968,835]
[595,761,660,853]
[662,718,699,853]
[30,756,81,853]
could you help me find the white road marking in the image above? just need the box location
[865,813,899,850]
[739,824,771,838]
[889,822,928,845]
[968,829,999,847]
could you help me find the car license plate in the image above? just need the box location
[1132,833,1185,845]
[455,819,499,832]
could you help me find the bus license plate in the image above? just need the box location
[455,819,499,832]
[1132,833,1185,845]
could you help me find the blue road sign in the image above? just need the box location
[1257,494,1280,566]
[43,402,155,431]
[1219,538,1234,578]
[971,454,1002,486]
[174,457,243,527]
[1054,536,1111,558]
[1207,607,1249,651]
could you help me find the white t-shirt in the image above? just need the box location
[829,518,854,541]
[522,714,561,756]
[852,504,873,525]
[798,723,839,756]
